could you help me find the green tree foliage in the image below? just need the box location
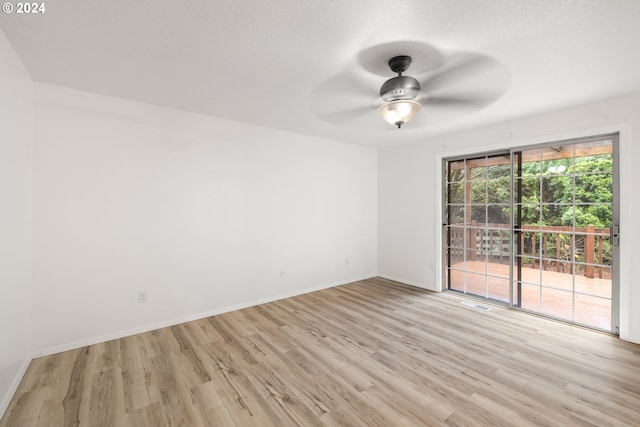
[447,154,613,266]
[517,155,612,228]
[447,155,612,227]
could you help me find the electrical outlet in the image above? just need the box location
[280,268,286,278]
[345,258,349,267]
[138,291,148,303]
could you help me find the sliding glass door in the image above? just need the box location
[444,134,618,333]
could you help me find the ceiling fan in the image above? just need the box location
[313,44,509,130]
[378,55,422,128]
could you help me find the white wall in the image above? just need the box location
[0,29,33,415]
[32,84,377,354]
[378,92,640,344]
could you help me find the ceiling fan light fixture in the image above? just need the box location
[379,100,420,128]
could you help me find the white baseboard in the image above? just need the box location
[377,274,436,291]
[31,274,376,358]
[0,355,32,420]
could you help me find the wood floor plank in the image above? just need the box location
[0,387,49,427]
[2,277,640,426]
[190,381,237,426]
[120,401,169,427]
[361,384,445,426]
[148,354,204,427]
[60,347,91,427]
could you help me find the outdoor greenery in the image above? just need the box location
[447,154,613,228]
[446,153,613,267]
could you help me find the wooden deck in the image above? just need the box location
[448,261,612,330]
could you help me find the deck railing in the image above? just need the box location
[447,224,611,279]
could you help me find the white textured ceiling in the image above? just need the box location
[2,0,640,147]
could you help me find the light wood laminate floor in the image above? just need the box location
[2,277,639,426]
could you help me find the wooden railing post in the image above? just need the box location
[531,233,536,269]
[585,225,595,278]
[543,233,548,270]
[467,221,477,261]
[556,234,561,272]
[598,236,603,279]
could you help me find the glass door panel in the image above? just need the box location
[445,153,511,302]
[513,137,616,331]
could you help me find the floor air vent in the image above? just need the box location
[460,300,491,312]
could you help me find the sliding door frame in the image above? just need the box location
[441,133,619,334]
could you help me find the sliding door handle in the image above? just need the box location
[611,225,620,246]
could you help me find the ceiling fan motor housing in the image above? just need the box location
[380,75,421,101]
[380,55,421,101]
